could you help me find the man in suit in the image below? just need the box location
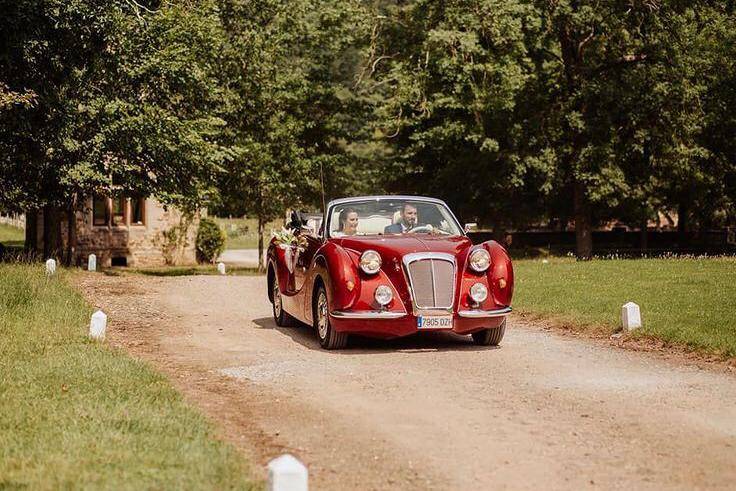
[384,203,418,234]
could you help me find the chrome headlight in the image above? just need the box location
[468,249,491,273]
[469,283,488,303]
[374,285,393,306]
[360,250,382,275]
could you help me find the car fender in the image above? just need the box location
[312,242,360,315]
[483,240,514,306]
[267,242,292,295]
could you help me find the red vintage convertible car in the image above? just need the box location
[267,196,514,349]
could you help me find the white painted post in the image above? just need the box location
[45,258,56,276]
[217,262,226,275]
[89,310,107,341]
[621,302,642,331]
[267,454,308,491]
[88,254,97,272]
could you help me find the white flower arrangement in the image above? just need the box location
[272,227,307,274]
[272,227,308,253]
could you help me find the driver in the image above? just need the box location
[384,203,419,234]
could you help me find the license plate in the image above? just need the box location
[417,315,453,329]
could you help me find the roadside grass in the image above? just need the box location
[513,257,736,358]
[103,265,261,277]
[0,223,24,247]
[213,217,281,249]
[0,264,256,489]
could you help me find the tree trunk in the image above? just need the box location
[56,208,64,260]
[257,215,265,272]
[573,182,593,259]
[640,217,648,251]
[65,195,77,266]
[25,210,37,253]
[42,206,64,260]
[42,206,53,259]
[677,201,689,247]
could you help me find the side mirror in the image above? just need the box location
[464,222,478,233]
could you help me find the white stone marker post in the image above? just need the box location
[45,258,56,276]
[217,262,226,275]
[89,310,108,341]
[621,301,642,331]
[267,454,308,491]
[88,254,97,272]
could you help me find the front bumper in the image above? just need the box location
[331,310,407,320]
[457,307,512,318]
[329,306,511,339]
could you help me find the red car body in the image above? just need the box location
[267,196,514,348]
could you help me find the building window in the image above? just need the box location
[92,195,146,227]
[130,198,145,225]
[111,196,126,226]
[93,195,109,226]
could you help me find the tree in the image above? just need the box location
[365,0,552,232]
[0,0,228,260]
[370,0,734,257]
[216,0,373,269]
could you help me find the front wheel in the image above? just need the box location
[471,319,506,346]
[314,285,348,349]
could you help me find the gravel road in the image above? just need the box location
[77,273,736,490]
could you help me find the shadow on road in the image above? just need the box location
[253,317,495,354]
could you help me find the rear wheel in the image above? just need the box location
[272,276,297,327]
[471,319,506,346]
[314,285,348,349]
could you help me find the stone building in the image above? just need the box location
[27,195,199,268]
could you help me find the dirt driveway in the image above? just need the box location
[76,273,736,490]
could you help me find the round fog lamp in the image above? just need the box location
[470,283,488,303]
[374,285,393,306]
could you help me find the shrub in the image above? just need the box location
[196,218,225,263]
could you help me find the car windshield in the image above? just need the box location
[327,198,463,238]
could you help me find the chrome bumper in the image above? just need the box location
[330,310,408,319]
[457,306,512,318]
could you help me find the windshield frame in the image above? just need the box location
[324,196,465,239]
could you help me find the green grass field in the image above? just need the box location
[0,223,24,247]
[0,264,255,489]
[214,217,282,249]
[513,257,736,358]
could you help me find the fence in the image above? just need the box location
[0,213,25,230]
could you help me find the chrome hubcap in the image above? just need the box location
[317,291,328,340]
[273,280,282,317]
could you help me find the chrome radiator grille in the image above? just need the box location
[404,254,455,310]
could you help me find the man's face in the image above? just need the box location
[402,205,417,226]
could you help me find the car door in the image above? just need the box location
[294,230,321,292]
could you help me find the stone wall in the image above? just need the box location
[33,198,199,267]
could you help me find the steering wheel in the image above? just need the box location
[409,224,450,235]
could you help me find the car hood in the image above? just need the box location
[333,235,474,261]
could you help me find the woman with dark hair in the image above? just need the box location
[335,207,359,236]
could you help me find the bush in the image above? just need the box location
[196,218,225,263]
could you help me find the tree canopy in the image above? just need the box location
[0,0,227,214]
[1,0,735,258]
